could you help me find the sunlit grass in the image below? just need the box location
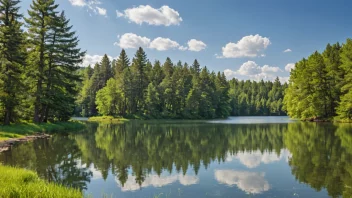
[88,116,129,123]
[0,165,82,198]
[0,121,86,142]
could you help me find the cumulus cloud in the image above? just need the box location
[114,33,205,52]
[68,0,107,16]
[224,61,289,83]
[115,173,199,191]
[220,34,271,58]
[187,39,207,52]
[215,170,270,194]
[283,49,292,53]
[114,33,151,49]
[117,5,182,26]
[150,37,180,51]
[82,54,114,67]
[226,149,292,168]
[285,63,295,72]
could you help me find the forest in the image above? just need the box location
[0,0,84,125]
[284,40,352,121]
[1,0,351,124]
[76,49,287,119]
[0,0,287,125]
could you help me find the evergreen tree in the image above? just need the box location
[191,59,201,75]
[100,54,113,86]
[25,0,58,122]
[0,0,26,124]
[41,11,85,121]
[131,47,148,113]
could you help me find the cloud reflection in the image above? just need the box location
[215,170,270,194]
[115,173,199,191]
[226,149,291,168]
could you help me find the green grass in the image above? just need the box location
[88,116,129,123]
[0,165,82,198]
[0,121,86,142]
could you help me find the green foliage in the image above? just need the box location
[96,79,122,116]
[284,39,352,121]
[229,78,287,116]
[0,0,26,125]
[0,165,82,197]
[0,0,85,124]
[77,49,233,119]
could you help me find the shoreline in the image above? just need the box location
[0,133,51,153]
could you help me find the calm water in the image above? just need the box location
[1,117,352,198]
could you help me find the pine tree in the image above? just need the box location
[0,0,26,124]
[41,11,85,121]
[114,49,129,80]
[131,47,148,113]
[100,54,112,85]
[25,0,58,122]
[191,59,201,75]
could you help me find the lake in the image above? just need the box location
[1,116,352,198]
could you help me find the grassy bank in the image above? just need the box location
[0,165,82,198]
[88,116,129,123]
[0,121,85,142]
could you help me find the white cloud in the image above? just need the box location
[82,54,114,67]
[96,7,107,16]
[283,49,292,53]
[224,61,289,83]
[226,149,292,168]
[69,0,86,6]
[115,173,199,191]
[114,33,151,49]
[115,33,204,52]
[69,0,107,17]
[215,170,270,194]
[150,37,180,51]
[187,39,207,52]
[117,5,182,26]
[285,63,295,72]
[220,34,271,58]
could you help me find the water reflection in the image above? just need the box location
[0,121,351,197]
[215,170,270,194]
[116,173,199,192]
[226,149,291,168]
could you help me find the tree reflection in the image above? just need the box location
[0,136,92,190]
[74,122,286,187]
[284,122,352,198]
[1,121,351,197]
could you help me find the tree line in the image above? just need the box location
[284,39,352,121]
[76,49,288,119]
[0,0,84,124]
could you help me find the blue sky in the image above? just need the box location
[20,0,352,82]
